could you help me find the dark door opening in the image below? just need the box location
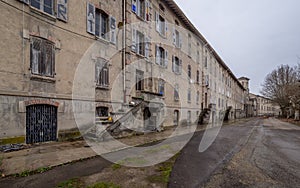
[26,104,57,144]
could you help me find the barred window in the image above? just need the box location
[95,58,109,88]
[30,37,55,77]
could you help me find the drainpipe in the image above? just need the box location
[122,0,126,105]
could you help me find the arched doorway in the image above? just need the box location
[26,104,58,144]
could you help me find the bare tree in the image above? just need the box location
[261,64,300,118]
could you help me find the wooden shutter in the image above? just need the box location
[172,55,175,73]
[87,2,95,35]
[145,36,150,58]
[57,0,68,22]
[110,16,116,44]
[173,27,176,45]
[179,59,182,74]
[155,11,159,32]
[132,0,137,13]
[132,28,137,52]
[179,33,182,48]
[164,50,168,68]
[155,44,160,64]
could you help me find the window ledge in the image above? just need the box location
[96,85,110,90]
[30,6,56,22]
[30,74,56,83]
[95,36,110,44]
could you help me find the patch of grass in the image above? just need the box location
[147,152,181,184]
[87,182,120,188]
[144,144,171,154]
[14,166,53,177]
[0,136,25,145]
[118,157,148,166]
[111,163,122,170]
[56,178,84,188]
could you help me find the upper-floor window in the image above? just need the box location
[136,70,144,91]
[188,89,191,102]
[173,28,181,48]
[196,91,200,104]
[155,45,168,67]
[174,84,179,101]
[196,70,200,84]
[155,12,166,36]
[30,37,55,77]
[188,34,192,57]
[132,0,150,21]
[172,56,182,74]
[158,79,165,96]
[95,58,109,88]
[188,65,192,78]
[159,3,165,12]
[95,9,109,40]
[87,2,116,44]
[31,0,54,15]
[132,29,149,57]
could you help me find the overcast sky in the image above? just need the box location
[174,0,300,95]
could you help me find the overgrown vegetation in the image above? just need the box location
[57,178,84,188]
[147,152,181,184]
[111,163,121,170]
[14,166,52,177]
[87,182,121,188]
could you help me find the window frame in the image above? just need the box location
[30,0,55,15]
[95,58,110,88]
[30,37,55,78]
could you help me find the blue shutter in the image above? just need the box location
[57,0,68,22]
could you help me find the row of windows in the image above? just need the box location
[18,0,68,22]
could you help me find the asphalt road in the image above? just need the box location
[169,118,300,188]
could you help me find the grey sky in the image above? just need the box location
[174,0,300,94]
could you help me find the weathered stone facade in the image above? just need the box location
[0,0,248,143]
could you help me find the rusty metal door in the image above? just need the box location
[26,104,57,144]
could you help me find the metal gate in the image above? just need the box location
[26,104,57,144]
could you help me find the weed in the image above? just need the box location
[111,163,121,170]
[56,178,84,188]
[87,182,120,188]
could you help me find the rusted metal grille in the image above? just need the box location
[26,104,57,144]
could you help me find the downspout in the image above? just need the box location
[122,0,126,104]
[22,3,25,80]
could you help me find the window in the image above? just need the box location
[173,29,181,48]
[196,70,200,84]
[31,0,54,15]
[155,46,168,67]
[155,12,166,36]
[188,65,191,78]
[174,84,179,101]
[95,9,109,40]
[196,91,200,104]
[172,56,182,74]
[137,0,145,18]
[158,79,165,95]
[188,34,192,57]
[159,3,165,12]
[96,106,109,117]
[132,0,150,21]
[187,111,191,124]
[30,37,55,77]
[136,70,144,91]
[174,110,179,126]
[188,89,191,103]
[95,58,109,88]
[86,3,116,43]
[132,29,148,56]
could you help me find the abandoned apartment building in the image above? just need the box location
[0,0,259,144]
